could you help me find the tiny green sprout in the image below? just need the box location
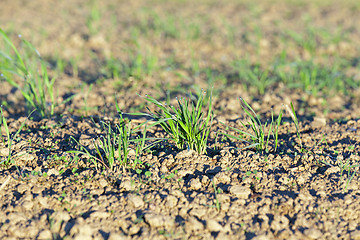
[58,192,67,202]
[144,171,151,177]
[212,180,221,211]
[165,172,176,179]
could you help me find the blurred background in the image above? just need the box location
[1,0,360,118]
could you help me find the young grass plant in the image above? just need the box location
[126,49,158,80]
[86,2,102,35]
[143,91,213,154]
[286,102,303,150]
[69,103,160,171]
[70,118,139,171]
[0,29,68,118]
[223,98,283,152]
[272,109,283,152]
[0,107,33,165]
[94,117,151,170]
[338,158,359,193]
[232,59,276,95]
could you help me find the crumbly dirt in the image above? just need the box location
[1,0,360,239]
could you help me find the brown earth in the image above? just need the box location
[0,0,360,239]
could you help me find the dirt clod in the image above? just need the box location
[229,185,251,199]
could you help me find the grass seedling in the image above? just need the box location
[0,107,33,165]
[344,166,358,193]
[125,49,158,80]
[86,2,102,35]
[0,29,68,118]
[222,98,283,152]
[184,21,201,40]
[101,56,122,81]
[69,56,79,78]
[287,102,303,150]
[272,109,283,152]
[94,121,122,170]
[273,58,354,97]
[114,100,165,170]
[212,180,221,211]
[69,101,161,170]
[81,83,95,116]
[190,51,201,76]
[286,29,317,56]
[233,60,275,95]
[70,118,142,171]
[54,53,66,75]
[338,158,359,192]
[143,91,213,154]
[144,11,179,39]
[222,19,236,46]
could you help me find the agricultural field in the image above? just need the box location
[1,0,360,239]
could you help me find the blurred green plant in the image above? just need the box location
[139,10,180,39]
[126,48,158,80]
[0,29,71,117]
[86,1,102,35]
[101,47,158,84]
[232,60,276,95]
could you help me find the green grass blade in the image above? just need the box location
[0,29,26,71]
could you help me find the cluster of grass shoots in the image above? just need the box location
[69,102,160,171]
[233,60,275,95]
[100,48,158,87]
[0,29,70,118]
[143,91,213,155]
[231,55,357,97]
[223,98,283,152]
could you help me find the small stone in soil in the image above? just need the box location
[229,185,251,199]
